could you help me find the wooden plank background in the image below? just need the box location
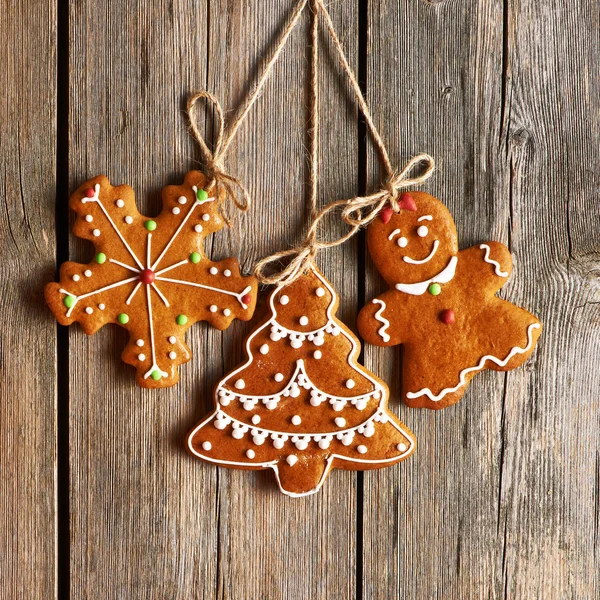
[2,0,599,598]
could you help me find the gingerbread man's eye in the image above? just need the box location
[397,237,408,248]
[417,225,428,238]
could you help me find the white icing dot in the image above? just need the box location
[318,439,330,450]
[274,373,284,382]
[202,441,212,451]
[168,351,176,359]
[246,449,255,459]
[260,344,269,355]
[136,339,144,347]
[251,415,261,425]
[299,316,309,326]
[279,295,289,305]
[116,199,124,208]
[209,267,218,275]
[316,287,325,297]
[172,206,180,215]
[194,224,203,233]
[178,196,187,205]
[334,417,346,427]
[125,216,133,224]
[85,307,93,314]
[234,379,245,390]
[313,350,322,359]
[291,415,302,426]
[168,336,176,344]
[224,269,231,277]
[92,229,100,237]
[417,225,428,238]
[397,442,408,452]
[357,445,368,454]
[84,270,92,277]
[286,455,298,466]
[266,400,277,410]
[273,439,284,450]
[202,213,210,221]
[223,308,231,317]
[290,339,302,349]
[346,379,356,389]
[138,353,146,361]
[209,305,218,313]
[85,215,93,222]
[397,237,408,248]
[313,336,324,347]
[72,274,80,282]
[232,429,244,439]
[98,304,105,310]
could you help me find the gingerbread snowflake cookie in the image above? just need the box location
[357,192,542,410]
[45,171,257,388]
[187,265,415,497]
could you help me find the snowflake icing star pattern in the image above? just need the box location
[45,171,258,388]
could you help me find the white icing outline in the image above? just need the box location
[406,322,541,401]
[480,243,509,277]
[187,265,415,497]
[388,228,401,241]
[155,278,251,309]
[372,299,390,342]
[403,239,439,264]
[395,256,458,295]
[143,282,168,380]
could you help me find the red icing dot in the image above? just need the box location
[398,192,417,211]
[440,309,455,324]
[242,293,252,306]
[379,206,393,224]
[140,269,155,285]
[84,187,95,198]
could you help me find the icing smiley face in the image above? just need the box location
[367,192,458,287]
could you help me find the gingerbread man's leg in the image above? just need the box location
[273,455,333,497]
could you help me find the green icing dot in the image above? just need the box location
[95,252,107,264]
[144,220,157,231]
[63,295,75,308]
[428,283,441,296]
[189,252,201,264]
[176,314,188,326]
[117,313,129,324]
[151,369,162,381]
[196,188,209,202]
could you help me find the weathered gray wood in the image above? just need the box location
[363,1,600,598]
[0,0,57,598]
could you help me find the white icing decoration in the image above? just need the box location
[168,351,176,359]
[125,216,133,224]
[316,287,325,297]
[209,267,218,275]
[194,224,203,233]
[403,239,439,264]
[357,445,367,454]
[246,449,255,459]
[138,354,146,361]
[224,270,231,277]
[291,415,301,426]
[85,215,93,223]
[314,350,322,359]
[395,256,458,295]
[72,274,80,282]
[388,228,400,241]
[480,244,509,277]
[407,322,541,401]
[274,373,284,382]
[397,442,407,452]
[346,379,355,389]
[202,441,212,451]
[251,415,261,425]
[98,303,105,310]
[223,308,231,317]
[372,299,390,342]
[210,305,218,313]
[108,258,139,273]
[85,307,93,314]
[172,207,180,215]
[168,336,176,343]
[202,214,210,222]
[335,417,346,427]
[290,339,303,349]
[299,316,309,326]
[418,215,432,221]
[136,339,144,347]
[177,196,187,204]
[398,237,408,248]
[116,199,124,208]
[279,295,289,305]
[273,439,284,450]
[92,229,100,237]
[286,455,298,466]
[234,379,245,390]
[260,344,269,355]
[417,225,428,237]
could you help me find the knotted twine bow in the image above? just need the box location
[253,0,435,285]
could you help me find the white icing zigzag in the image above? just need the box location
[480,243,509,277]
[406,322,541,401]
[372,299,390,342]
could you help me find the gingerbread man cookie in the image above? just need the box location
[45,171,257,388]
[187,265,415,497]
[357,192,542,410]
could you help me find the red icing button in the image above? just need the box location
[242,293,252,306]
[398,192,417,211]
[379,206,394,224]
[84,187,95,198]
[440,309,455,324]
[140,269,155,285]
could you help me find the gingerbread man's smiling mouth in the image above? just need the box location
[403,240,440,264]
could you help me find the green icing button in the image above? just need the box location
[117,313,129,324]
[63,295,75,308]
[151,369,162,381]
[428,283,441,296]
[176,314,188,326]
[189,252,201,264]
[95,252,107,264]
[144,220,157,231]
[196,188,209,202]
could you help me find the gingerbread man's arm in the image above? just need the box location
[459,242,513,294]
[357,291,411,347]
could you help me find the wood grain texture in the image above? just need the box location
[362,1,600,599]
[0,0,58,598]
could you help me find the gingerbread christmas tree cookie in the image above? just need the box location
[357,191,542,410]
[45,171,257,388]
[187,265,415,497]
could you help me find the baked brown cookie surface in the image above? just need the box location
[357,192,542,410]
[45,171,257,388]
